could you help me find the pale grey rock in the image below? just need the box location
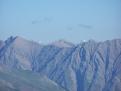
[0,36,43,70]
[0,37,121,91]
[51,40,75,48]
[0,40,5,50]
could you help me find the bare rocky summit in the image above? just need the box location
[0,36,121,91]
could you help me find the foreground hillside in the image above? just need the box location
[0,66,65,91]
[0,36,121,91]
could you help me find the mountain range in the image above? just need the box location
[0,36,121,91]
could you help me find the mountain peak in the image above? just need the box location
[51,39,74,48]
[14,36,27,41]
[4,36,17,45]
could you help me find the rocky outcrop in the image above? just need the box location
[0,36,121,91]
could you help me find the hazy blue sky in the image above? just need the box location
[0,0,121,43]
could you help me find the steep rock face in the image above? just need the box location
[0,36,121,91]
[33,39,121,91]
[0,40,5,50]
[0,36,42,70]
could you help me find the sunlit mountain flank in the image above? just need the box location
[0,36,121,91]
[0,0,121,91]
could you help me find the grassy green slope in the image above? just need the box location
[0,67,65,91]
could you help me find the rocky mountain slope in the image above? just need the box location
[0,36,121,91]
[0,65,65,91]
